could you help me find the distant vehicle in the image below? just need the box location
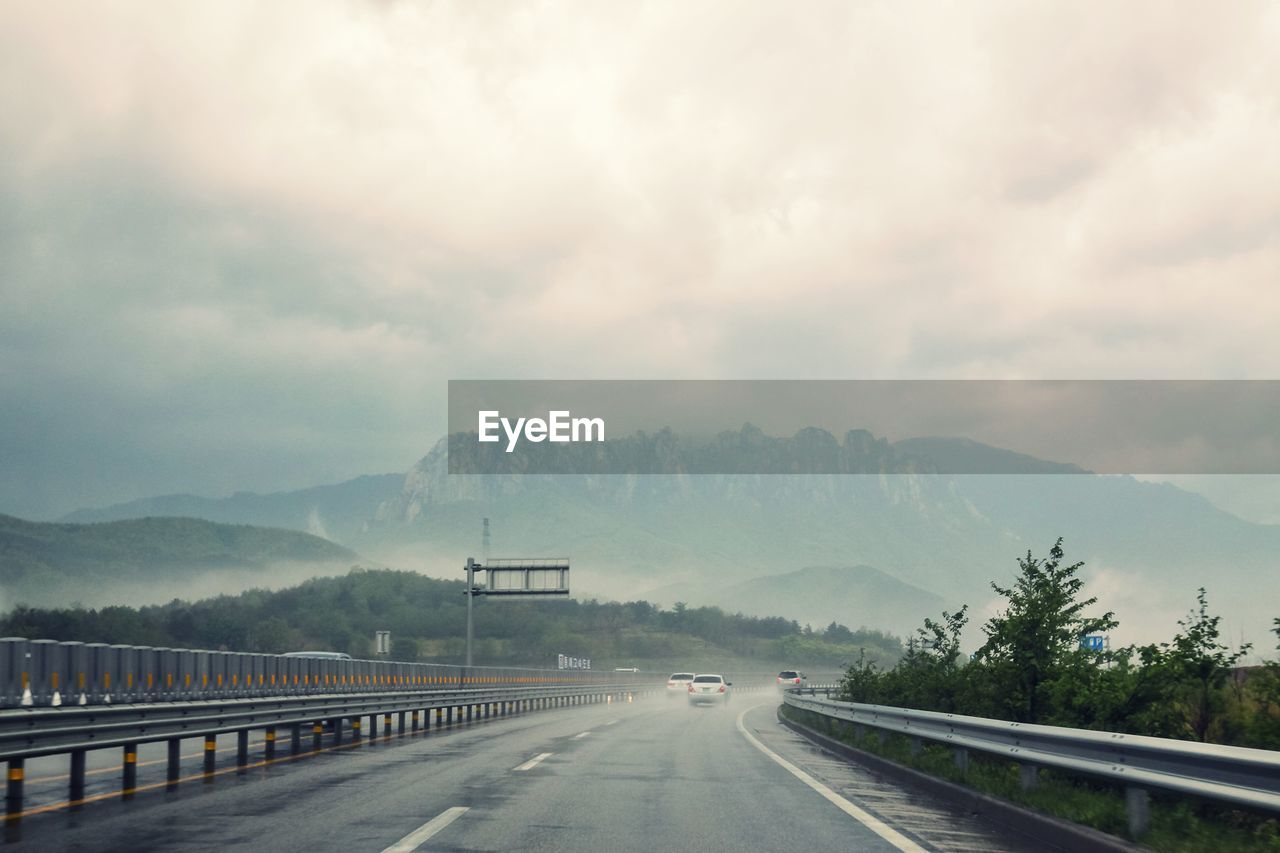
[776,670,806,689]
[687,673,731,706]
[666,672,695,698]
[614,667,640,672]
[282,651,353,661]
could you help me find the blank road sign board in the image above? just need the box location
[480,558,569,596]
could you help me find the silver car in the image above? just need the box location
[666,672,695,698]
[776,670,806,690]
[686,673,731,706]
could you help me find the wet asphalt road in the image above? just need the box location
[4,695,1039,852]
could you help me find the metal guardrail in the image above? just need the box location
[783,692,1280,839]
[1,679,652,819]
[0,636,661,820]
[0,637,627,708]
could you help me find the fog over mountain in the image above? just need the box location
[0,515,357,609]
[368,429,1277,646]
[52,426,1280,649]
[61,474,403,544]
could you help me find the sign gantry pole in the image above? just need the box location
[465,557,476,670]
[463,556,570,673]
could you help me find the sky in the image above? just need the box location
[2,1,1279,518]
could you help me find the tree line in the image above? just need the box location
[0,568,903,669]
[840,538,1280,750]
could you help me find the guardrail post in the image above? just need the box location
[351,717,362,741]
[411,710,419,732]
[166,739,180,787]
[1126,786,1150,840]
[398,712,406,734]
[313,722,324,751]
[331,717,342,744]
[1019,763,1038,791]
[953,747,969,774]
[122,743,138,795]
[204,734,217,775]
[369,714,379,739]
[445,707,453,725]
[6,759,23,818]
[265,727,276,760]
[910,736,922,757]
[291,724,302,755]
[236,730,249,768]
[855,723,864,740]
[384,713,393,737]
[70,749,87,801]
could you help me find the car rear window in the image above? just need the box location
[669,673,694,680]
[692,675,722,683]
[778,671,799,678]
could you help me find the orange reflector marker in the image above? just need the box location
[8,768,23,781]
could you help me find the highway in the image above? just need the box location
[3,694,1038,852]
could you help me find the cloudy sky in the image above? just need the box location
[2,1,1278,518]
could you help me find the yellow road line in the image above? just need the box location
[5,717,470,821]
[23,739,269,785]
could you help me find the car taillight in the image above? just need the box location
[688,684,694,693]
[718,685,726,693]
[667,681,675,687]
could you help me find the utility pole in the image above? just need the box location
[465,557,477,670]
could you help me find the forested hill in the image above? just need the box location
[0,568,903,670]
[0,514,357,605]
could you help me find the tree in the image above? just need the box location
[974,538,1116,723]
[841,648,881,704]
[823,622,856,644]
[876,606,969,712]
[1139,588,1251,742]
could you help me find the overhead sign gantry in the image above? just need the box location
[464,557,570,668]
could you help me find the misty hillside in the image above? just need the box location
[0,568,903,670]
[0,515,358,607]
[362,426,1280,646]
[49,425,1280,646]
[60,474,402,544]
[647,565,947,633]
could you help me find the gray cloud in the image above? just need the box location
[2,2,1278,515]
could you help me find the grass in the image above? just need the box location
[780,705,1280,852]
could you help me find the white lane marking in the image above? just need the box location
[513,751,554,771]
[572,731,591,740]
[735,705,927,853]
[380,806,469,853]
[603,719,619,726]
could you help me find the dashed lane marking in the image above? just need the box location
[380,806,469,853]
[512,752,554,772]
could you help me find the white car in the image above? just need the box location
[687,673,731,706]
[776,670,806,690]
[665,672,695,698]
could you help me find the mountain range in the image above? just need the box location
[0,514,357,608]
[32,426,1280,647]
